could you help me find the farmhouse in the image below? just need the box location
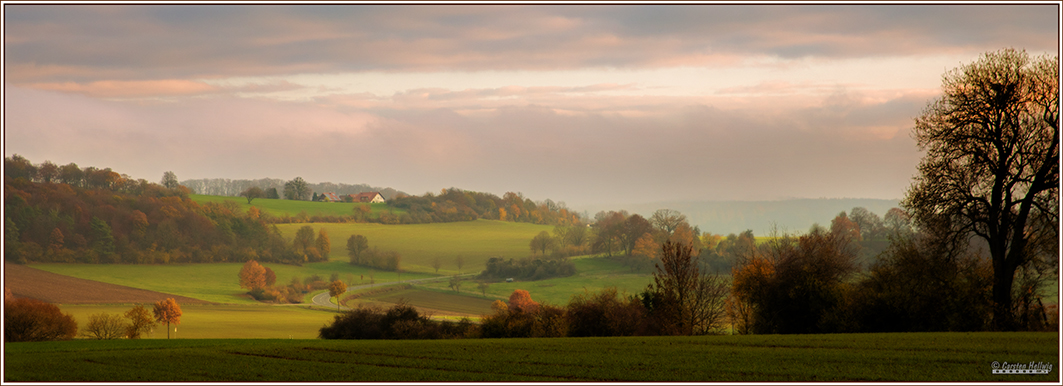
[321,192,342,202]
[351,192,386,203]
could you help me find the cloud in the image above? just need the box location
[4,84,923,205]
[4,5,1056,84]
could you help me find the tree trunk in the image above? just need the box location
[992,260,1017,331]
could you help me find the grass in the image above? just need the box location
[5,332,1057,382]
[275,220,556,274]
[29,262,436,305]
[190,194,397,218]
[419,256,656,306]
[55,304,337,339]
[348,287,497,317]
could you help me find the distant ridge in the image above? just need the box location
[579,198,901,236]
[180,177,405,200]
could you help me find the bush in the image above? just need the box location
[81,313,126,340]
[319,303,474,340]
[843,233,993,332]
[731,229,857,334]
[479,256,576,281]
[566,287,648,337]
[5,298,77,342]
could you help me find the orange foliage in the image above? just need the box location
[238,260,267,290]
[508,289,539,313]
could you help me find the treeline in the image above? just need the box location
[4,155,321,265]
[386,189,583,226]
[479,256,576,281]
[180,177,404,201]
[589,207,905,274]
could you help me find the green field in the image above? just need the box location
[55,304,337,339]
[30,262,435,305]
[5,332,1057,382]
[420,256,655,306]
[190,194,397,218]
[275,220,556,274]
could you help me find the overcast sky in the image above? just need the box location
[4,4,1058,208]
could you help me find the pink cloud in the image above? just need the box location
[27,79,221,98]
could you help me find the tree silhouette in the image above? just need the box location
[904,48,1058,330]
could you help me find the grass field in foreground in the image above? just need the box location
[5,332,1057,382]
[274,220,555,274]
[56,304,338,339]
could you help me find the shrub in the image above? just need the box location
[5,298,77,342]
[81,313,126,340]
[566,287,648,337]
[319,303,474,340]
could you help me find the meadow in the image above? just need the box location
[5,332,1057,382]
[274,220,556,274]
[53,304,338,339]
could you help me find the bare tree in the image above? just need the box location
[904,48,1058,330]
[651,209,688,236]
[648,241,728,335]
[81,313,126,340]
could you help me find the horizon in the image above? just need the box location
[4,4,1058,208]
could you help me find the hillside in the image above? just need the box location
[4,262,209,305]
[579,198,901,236]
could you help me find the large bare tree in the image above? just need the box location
[904,48,1058,330]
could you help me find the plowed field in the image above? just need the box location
[4,263,210,304]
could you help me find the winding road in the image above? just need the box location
[310,273,479,310]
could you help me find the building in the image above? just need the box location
[321,192,342,202]
[351,192,386,203]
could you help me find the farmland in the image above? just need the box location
[273,220,557,274]
[5,332,1057,382]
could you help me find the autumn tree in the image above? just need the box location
[508,289,539,313]
[161,171,179,190]
[477,281,490,296]
[81,313,125,340]
[124,305,155,339]
[153,298,182,339]
[315,229,331,261]
[328,280,348,310]
[4,298,78,342]
[529,231,556,255]
[449,275,463,292]
[904,48,1058,330]
[644,241,728,335]
[239,260,267,291]
[239,186,264,204]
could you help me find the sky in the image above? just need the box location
[3,3,1059,208]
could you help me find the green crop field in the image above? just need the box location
[5,332,1057,382]
[55,304,338,339]
[274,220,556,274]
[190,194,397,218]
